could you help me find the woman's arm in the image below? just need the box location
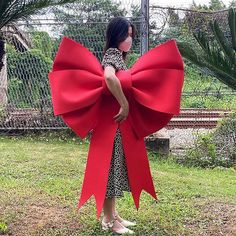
[104,66,129,123]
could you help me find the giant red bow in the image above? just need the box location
[48,36,184,219]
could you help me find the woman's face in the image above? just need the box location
[118,26,133,52]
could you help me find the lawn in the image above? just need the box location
[0,134,235,236]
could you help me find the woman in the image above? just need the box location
[101,16,136,234]
[48,15,184,235]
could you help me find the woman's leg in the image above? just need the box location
[112,197,116,216]
[103,197,129,231]
[103,197,114,221]
[103,197,127,222]
[110,197,137,227]
[111,197,122,221]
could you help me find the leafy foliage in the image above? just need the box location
[178,8,236,90]
[31,31,53,58]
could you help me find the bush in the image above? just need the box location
[7,47,52,108]
[178,112,236,168]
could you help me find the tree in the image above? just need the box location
[229,0,236,8]
[50,0,128,60]
[191,0,226,11]
[31,31,53,58]
[209,0,226,11]
[158,9,184,43]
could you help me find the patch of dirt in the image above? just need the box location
[185,200,236,236]
[2,203,82,236]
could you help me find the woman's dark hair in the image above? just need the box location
[103,16,136,61]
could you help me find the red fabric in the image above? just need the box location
[48,36,184,219]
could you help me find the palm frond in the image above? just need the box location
[178,8,236,90]
[209,20,235,64]
[178,41,236,90]
[193,31,211,56]
[228,8,236,50]
[177,41,205,68]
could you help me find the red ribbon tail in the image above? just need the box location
[120,121,158,210]
[77,100,118,219]
[77,130,115,219]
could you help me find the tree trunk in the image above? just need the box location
[0,39,8,108]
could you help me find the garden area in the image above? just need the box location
[0,0,236,235]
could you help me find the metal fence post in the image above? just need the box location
[140,0,149,55]
[0,40,7,108]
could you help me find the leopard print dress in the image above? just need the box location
[101,47,131,198]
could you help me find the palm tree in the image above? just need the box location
[0,0,77,107]
[177,8,236,90]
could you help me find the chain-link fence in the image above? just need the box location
[0,1,235,134]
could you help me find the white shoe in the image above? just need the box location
[101,218,135,234]
[119,219,137,227]
[114,212,137,227]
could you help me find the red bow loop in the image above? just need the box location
[52,37,103,76]
[131,40,184,74]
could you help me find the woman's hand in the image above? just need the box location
[113,102,129,123]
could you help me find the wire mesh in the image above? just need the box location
[0,2,235,135]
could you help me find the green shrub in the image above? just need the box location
[7,48,52,108]
[178,112,236,168]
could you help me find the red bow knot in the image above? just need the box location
[48,37,184,219]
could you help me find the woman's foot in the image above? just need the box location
[102,217,135,234]
[114,211,137,227]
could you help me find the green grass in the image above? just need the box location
[0,134,236,235]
